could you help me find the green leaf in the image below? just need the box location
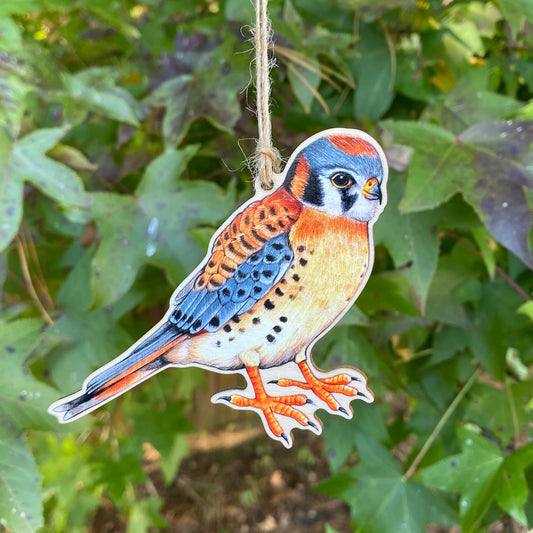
[127,497,167,533]
[0,318,65,432]
[374,175,440,313]
[90,151,234,306]
[46,309,134,392]
[0,420,43,533]
[517,301,533,321]
[287,55,321,113]
[59,69,140,126]
[383,119,533,268]
[421,427,533,531]
[145,64,242,146]
[0,127,90,252]
[494,0,533,36]
[421,427,502,533]
[464,382,533,446]
[316,433,456,533]
[353,22,395,121]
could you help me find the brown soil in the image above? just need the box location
[93,427,351,533]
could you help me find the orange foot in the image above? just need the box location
[220,365,318,444]
[272,359,368,414]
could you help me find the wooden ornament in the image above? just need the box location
[49,128,388,448]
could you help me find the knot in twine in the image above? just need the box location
[252,0,281,192]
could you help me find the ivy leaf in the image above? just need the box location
[90,148,234,307]
[0,318,66,432]
[58,68,140,126]
[0,419,43,533]
[353,22,395,121]
[383,120,533,268]
[145,64,242,146]
[316,433,456,533]
[0,127,90,252]
[421,427,533,530]
[464,382,533,446]
[374,174,440,314]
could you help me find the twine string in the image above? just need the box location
[253,0,281,192]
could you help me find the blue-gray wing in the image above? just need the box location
[168,232,294,334]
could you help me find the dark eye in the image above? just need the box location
[330,172,354,189]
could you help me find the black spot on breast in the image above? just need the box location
[197,279,205,287]
[192,319,202,330]
[263,270,273,278]
[266,224,276,232]
[252,270,260,280]
[297,245,305,252]
[237,289,245,297]
[239,328,245,333]
[299,258,308,267]
[283,254,291,261]
[216,340,221,347]
[293,274,300,282]
[250,252,260,261]
[232,315,240,323]
[259,210,266,220]
[232,223,237,233]
[222,288,230,297]
[210,279,222,288]
[229,337,235,342]
[273,325,282,333]
[253,286,262,294]
[266,255,275,262]
[269,206,276,215]
[272,243,283,250]
[275,287,284,297]
[280,316,288,322]
[253,317,260,324]
[208,260,215,268]
[224,325,232,332]
[266,334,275,343]
[224,231,229,239]
[209,316,220,327]
[278,220,286,229]
[244,215,250,225]
[174,310,182,320]
[264,299,275,310]
[186,315,194,324]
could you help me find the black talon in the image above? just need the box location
[305,398,314,405]
[351,376,362,382]
[308,421,318,430]
[280,432,289,444]
[338,406,348,415]
[269,379,279,384]
[220,396,232,402]
[357,391,369,399]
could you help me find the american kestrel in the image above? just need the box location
[49,128,388,447]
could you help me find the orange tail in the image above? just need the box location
[49,322,184,422]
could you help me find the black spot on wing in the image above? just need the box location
[169,233,294,335]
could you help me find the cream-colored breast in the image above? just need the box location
[166,208,371,371]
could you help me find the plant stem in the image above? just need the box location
[15,235,54,326]
[404,367,481,479]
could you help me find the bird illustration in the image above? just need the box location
[49,128,388,447]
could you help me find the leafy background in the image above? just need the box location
[1,0,532,532]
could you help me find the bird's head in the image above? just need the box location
[283,129,388,223]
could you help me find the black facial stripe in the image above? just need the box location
[301,170,324,207]
[283,159,299,192]
[340,189,357,212]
